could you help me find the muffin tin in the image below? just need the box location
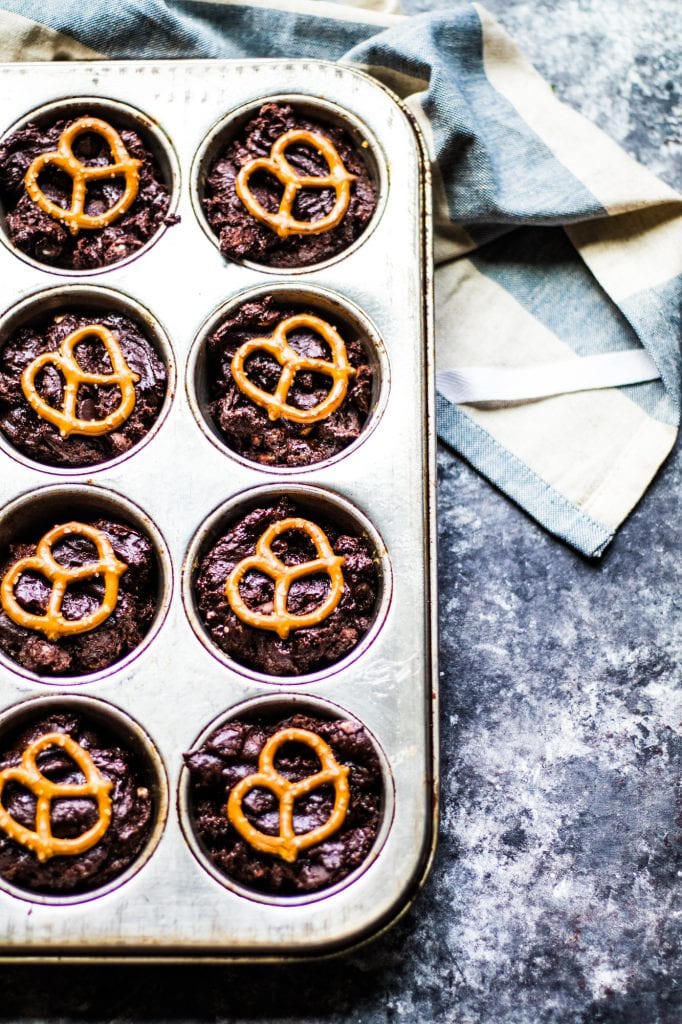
[0,59,435,959]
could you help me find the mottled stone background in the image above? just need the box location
[1,0,680,1021]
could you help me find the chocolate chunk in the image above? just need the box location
[0,711,154,895]
[203,103,377,268]
[184,712,383,895]
[0,309,167,468]
[194,497,379,676]
[0,517,158,677]
[205,294,372,467]
[0,116,174,269]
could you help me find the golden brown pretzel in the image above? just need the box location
[235,129,356,239]
[24,116,142,236]
[230,313,355,424]
[0,522,127,642]
[225,517,345,639]
[21,323,140,438]
[227,727,350,862]
[0,732,113,862]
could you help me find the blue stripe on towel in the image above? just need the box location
[619,275,682,415]
[346,11,607,225]
[0,0,375,59]
[468,226,678,426]
[436,395,613,557]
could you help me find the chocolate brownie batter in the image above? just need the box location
[203,103,377,268]
[185,711,383,895]
[0,516,157,677]
[0,115,174,270]
[0,309,167,468]
[0,710,154,895]
[205,294,373,466]
[194,497,379,676]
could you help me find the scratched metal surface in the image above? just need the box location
[0,59,436,958]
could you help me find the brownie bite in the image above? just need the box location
[0,516,158,677]
[203,102,377,267]
[0,710,154,896]
[184,711,383,896]
[204,294,373,467]
[194,497,379,676]
[0,308,167,468]
[0,114,174,270]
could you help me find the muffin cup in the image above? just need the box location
[191,93,387,273]
[178,692,395,907]
[0,483,173,685]
[0,283,175,475]
[186,282,389,473]
[0,693,168,906]
[0,96,180,276]
[182,483,392,684]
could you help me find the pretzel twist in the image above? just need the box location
[227,727,350,863]
[225,517,345,639]
[235,129,356,239]
[24,116,142,236]
[0,522,127,642]
[21,324,140,438]
[231,314,355,424]
[0,732,113,862]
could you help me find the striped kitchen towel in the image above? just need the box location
[1,0,680,556]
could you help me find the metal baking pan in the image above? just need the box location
[0,58,436,960]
